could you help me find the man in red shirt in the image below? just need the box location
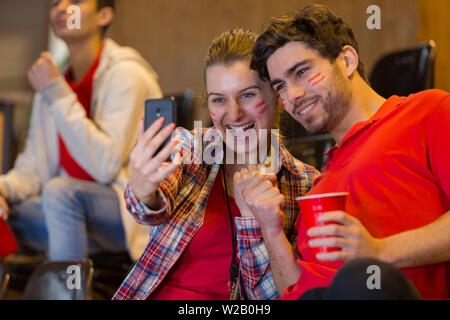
[233,4,450,299]
[0,0,162,261]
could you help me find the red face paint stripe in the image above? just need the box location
[311,75,325,86]
[308,72,322,83]
[210,110,216,117]
[258,104,268,114]
[255,100,265,108]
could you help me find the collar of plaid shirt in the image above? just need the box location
[113,127,319,300]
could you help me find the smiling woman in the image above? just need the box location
[204,29,284,163]
[205,60,275,158]
[113,28,320,300]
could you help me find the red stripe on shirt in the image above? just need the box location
[59,45,104,181]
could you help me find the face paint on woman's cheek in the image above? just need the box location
[210,110,216,121]
[281,98,286,109]
[308,72,326,87]
[254,100,268,114]
[258,104,268,114]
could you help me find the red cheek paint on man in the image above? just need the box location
[308,72,325,87]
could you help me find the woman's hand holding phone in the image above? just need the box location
[129,117,181,210]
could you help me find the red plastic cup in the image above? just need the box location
[296,192,348,261]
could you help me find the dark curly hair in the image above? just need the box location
[97,0,115,35]
[251,4,367,82]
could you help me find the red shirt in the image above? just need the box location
[150,168,240,300]
[283,90,450,300]
[58,46,104,181]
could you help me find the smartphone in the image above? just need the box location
[144,97,177,153]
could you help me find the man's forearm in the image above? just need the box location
[261,229,302,295]
[380,210,450,268]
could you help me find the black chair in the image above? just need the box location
[279,109,334,170]
[89,252,133,299]
[2,241,48,294]
[0,261,11,300]
[283,134,334,170]
[22,259,94,300]
[0,99,16,174]
[369,41,436,99]
[6,251,132,299]
[167,88,195,130]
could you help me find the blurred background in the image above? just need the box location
[0,0,449,170]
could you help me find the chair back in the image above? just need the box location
[90,252,133,299]
[0,99,15,174]
[369,41,436,98]
[283,134,334,170]
[0,262,11,300]
[279,109,335,170]
[167,89,195,130]
[22,259,93,300]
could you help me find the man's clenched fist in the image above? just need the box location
[28,52,60,91]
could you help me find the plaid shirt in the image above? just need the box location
[113,128,319,300]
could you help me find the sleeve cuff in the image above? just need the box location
[0,179,11,201]
[39,76,74,106]
[125,185,168,215]
[235,217,262,240]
